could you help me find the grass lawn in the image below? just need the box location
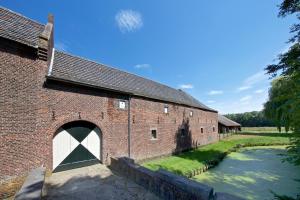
[241,127,291,133]
[142,132,292,176]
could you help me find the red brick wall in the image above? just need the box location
[0,40,48,183]
[0,39,218,184]
[0,40,129,183]
[130,97,218,160]
[40,81,130,168]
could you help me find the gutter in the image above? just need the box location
[128,95,131,158]
[47,48,55,76]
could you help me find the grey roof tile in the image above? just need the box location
[0,7,45,47]
[50,50,216,112]
[218,115,241,126]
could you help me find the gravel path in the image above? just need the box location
[43,164,160,200]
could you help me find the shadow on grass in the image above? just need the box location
[145,149,226,176]
[176,149,225,164]
[145,163,188,176]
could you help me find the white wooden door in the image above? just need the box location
[52,122,101,171]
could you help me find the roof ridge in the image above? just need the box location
[55,50,184,94]
[52,50,217,112]
[0,6,45,27]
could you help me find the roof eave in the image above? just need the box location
[0,35,39,49]
[218,122,241,127]
[46,75,218,113]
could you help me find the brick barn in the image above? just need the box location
[0,7,219,183]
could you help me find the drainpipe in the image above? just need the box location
[128,95,131,158]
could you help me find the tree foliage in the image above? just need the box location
[264,75,299,133]
[263,0,300,167]
[225,111,275,127]
[278,0,300,42]
[265,43,300,77]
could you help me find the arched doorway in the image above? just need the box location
[53,121,102,172]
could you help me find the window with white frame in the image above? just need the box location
[119,100,126,109]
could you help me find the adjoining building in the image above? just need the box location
[218,114,241,133]
[0,7,219,183]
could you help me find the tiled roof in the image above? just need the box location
[0,7,216,112]
[0,7,45,47]
[49,50,216,112]
[218,115,241,127]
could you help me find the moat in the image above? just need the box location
[194,146,300,200]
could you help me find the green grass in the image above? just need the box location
[241,127,291,133]
[143,132,292,176]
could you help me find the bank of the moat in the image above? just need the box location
[193,146,300,200]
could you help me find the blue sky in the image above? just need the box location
[1,1,296,114]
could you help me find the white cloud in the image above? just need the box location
[240,95,252,102]
[55,41,68,51]
[244,71,267,85]
[134,64,151,69]
[115,10,143,33]
[179,84,194,89]
[207,100,216,103]
[237,71,268,92]
[208,90,223,95]
[254,89,264,94]
[237,86,252,91]
[214,92,268,114]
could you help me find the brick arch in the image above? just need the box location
[46,116,104,139]
[45,115,105,170]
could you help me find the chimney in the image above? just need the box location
[38,13,54,64]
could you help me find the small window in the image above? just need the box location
[190,111,193,117]
[164,106,168,114]
[213,127,215,132]
[201,127,204,133]
[151,129,157,139]
[119,100,126,109]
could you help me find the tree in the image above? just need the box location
[264,0,300,166]
[278,0,300,43]
[225,111,275,127]
[264,76,296,133]
[263,2,300,199]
